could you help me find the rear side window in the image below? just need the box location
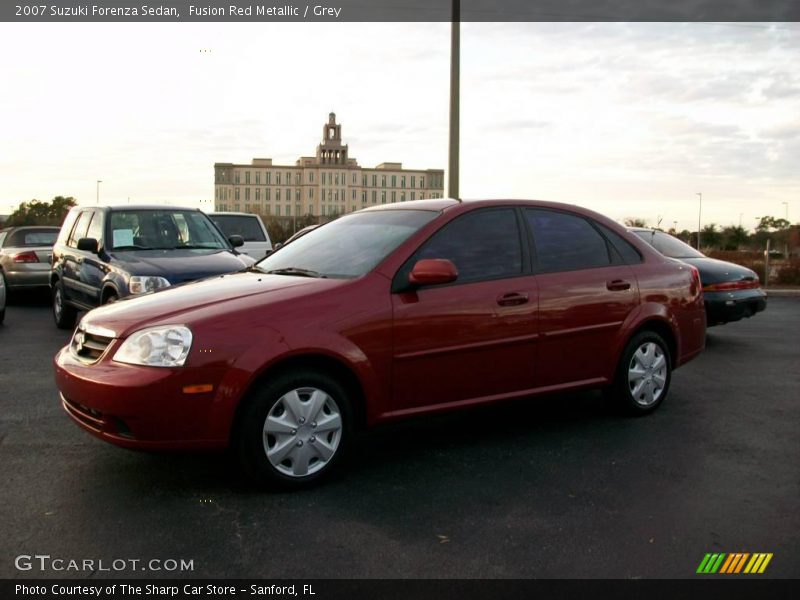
[596,223,643,264]
[56,211,80,246]
[4,228,59,247]
[211,215,266,242]
[67,212,93,248]
[526,209,611,273]
[412,208,523,283]
[86,212,104,243]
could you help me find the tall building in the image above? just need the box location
[213,113,445,218]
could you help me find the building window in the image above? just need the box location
[362,175,367,186]
[266,189,271,201]
[245,188,250,201]
[309,172,314,183]
[245,171,250,184]
[276,173,281,185]
[276,205,281,216]
[235,188,240,201]
[362,191,367,204]
[276,190,281,201]
[381,191,386,204]
[266,172,272,185]
[401,176,406,188]
[411,192,416,201]
[286,189,291,202]
[391,191,396,203]
[381,175,386,187]
[335,173,339,185]
[352,189,356,200]
[371,191,377,204]
[256,172,260,185]
[309,188,313,199]
[286,172,291,183]
[286,205,291,216]
[411,176,415,188]
[391,175,396,187]
[372,175,377,187]
[256,189,260,201]
[401,192,405,202]
[235,172,240,184]
[234,203,240,211]
[420,177,425,188]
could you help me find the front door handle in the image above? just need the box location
[497,292,529,306]
[606,279,631,291]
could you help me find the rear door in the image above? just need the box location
[391,207,539,414]
[525,208,639,388]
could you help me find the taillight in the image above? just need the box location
[689,265,701,293]
[12,250,39,263]
[703,279,760,292]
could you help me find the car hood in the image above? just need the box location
[678,257,758,286]
[79,270,346,337]
[106,249,253,283]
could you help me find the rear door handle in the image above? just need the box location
[606,279,631,291]
[497,292,529,306]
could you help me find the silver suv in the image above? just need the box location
[208,212,272,258]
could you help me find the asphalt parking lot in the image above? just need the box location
[1,293,798,579]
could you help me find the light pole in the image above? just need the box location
[96,180,102,205]
[696,192,702,249]
[448,0,460,200]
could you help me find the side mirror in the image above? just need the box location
[228,235,244,248]
[77,238,99,254]
[408,259,458,287]
[273,242,284,251]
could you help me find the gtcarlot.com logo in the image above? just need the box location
[15,554,194,573]
[696,553,773,574]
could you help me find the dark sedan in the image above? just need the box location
[631,228,766,326]
[51,206,255,329]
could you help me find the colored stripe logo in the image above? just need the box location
[697,553,773,574]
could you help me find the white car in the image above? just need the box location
[208,212,272,258]
[0,270,6,325]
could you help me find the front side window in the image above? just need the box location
[410,208,523,284]
[526,209,611,272]
[68,211,93,248]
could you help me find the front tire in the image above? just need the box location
[609,330,672,416]
[52,280,77,330]
[234,369,353,488]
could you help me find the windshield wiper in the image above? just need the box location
[263,267,326,278]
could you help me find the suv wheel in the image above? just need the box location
[53,281,77,330]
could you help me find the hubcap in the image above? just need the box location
[262,387,343,478]
[54,288,62,320]
[627,342,667,406]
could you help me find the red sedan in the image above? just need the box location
[54,199,706,487]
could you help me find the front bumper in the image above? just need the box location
[704,289,767,326]
[54,345,233,450]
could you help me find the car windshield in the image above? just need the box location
[254,209,438,279]
[210,214,266,242]
[633,230,704,259]
[109,210,230,251]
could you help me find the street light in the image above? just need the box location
[696,192,702,249]
[96,180,102,205]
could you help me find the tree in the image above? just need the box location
[6,196,77,226]
[700,223,722,249]
[720,225,749,251]
[756,216,790,233]
[623,217,648,227]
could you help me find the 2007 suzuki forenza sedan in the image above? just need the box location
[55,200,706,488]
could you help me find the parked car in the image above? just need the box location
[55,199,706,488]
[208,212,272,257]
[51,205,255,329]
[0,226,60,292]
[630,228,767,326]
[0,270,5,325]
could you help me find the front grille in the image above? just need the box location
[70,326,114,362]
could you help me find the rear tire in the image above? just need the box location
[52,280,77,330]
[608,330,672,416]
[234,369,353,488]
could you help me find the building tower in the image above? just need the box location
[316,112,348,165]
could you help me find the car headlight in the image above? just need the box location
[113,325,193,367]
[129,275,171,295]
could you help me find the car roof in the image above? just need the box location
[0,225,61,231]
[71,205,201,212]
[207,212,260,217]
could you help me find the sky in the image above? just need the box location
[0,21,797,231]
